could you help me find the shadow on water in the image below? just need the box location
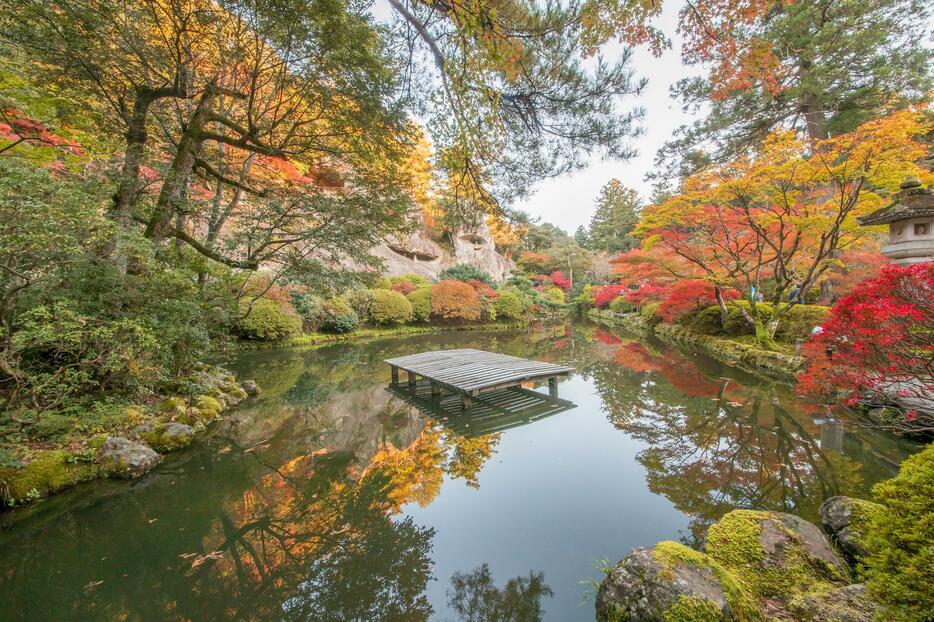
[0,322,919,620]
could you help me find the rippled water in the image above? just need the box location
[0,322,918,621]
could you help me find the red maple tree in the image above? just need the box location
[798,263,934,433]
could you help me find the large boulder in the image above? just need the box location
[241,380,260,396]
[788,583,877,622]
[141,422,195,452]
[704,510,850,600]
[98,437,161,479]
[595,541,760,622]
[819,496,884,564]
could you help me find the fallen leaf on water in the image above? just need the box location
[148,518,158,524]
[84,580,103,591]
[178,552,198,559]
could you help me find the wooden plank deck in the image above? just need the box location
[385,348,574,408]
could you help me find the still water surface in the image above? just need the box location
[0,322,917,621]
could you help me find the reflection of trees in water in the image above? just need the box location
[579,326,865,538]
[447,564,553,622]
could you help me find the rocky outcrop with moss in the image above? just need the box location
[0,365,252,508]
[588,309,805,381]
[596,509,876,622]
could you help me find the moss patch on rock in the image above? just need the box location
[705,510,849,601]
[663,595,725,622]
[653,541,761,621]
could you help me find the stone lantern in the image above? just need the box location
[857,177,934,265]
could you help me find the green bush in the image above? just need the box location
[289,291,324,331]
[407,287,432,323]
[236,298,302,340]
[720,301,774,336]
[33,414,75,440]
[493,290,526,321]
[774,305,830,342]
[640,302,661,326]
[390,273,430,288]
[608,297,634,314]
[374,277,393,290]
[685,305,725,334]
[318,299,359,334]
[368,289,413,325]
[438,263,495,287]
[343,289,373,323]
[862,443,934,621]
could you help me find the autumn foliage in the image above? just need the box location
[798,264,934,432]
[430,280,481,322]
[593,284,624,308]
[656,280,736,323]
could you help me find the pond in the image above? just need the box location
[0,322,919,621]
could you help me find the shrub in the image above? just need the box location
[391,281,417,296]
[431,280,481,321]
[720,301,774,337]
[374,277,393,290]
[407,287,432,323]
[640,302,661,326]
[657,280,736,323]
[774,305,830,342]
[391,273,430,288]
[289,291,325,331]
[318,299,359,334]
[686,306,726,335]
[608,297,634,314]
[593,284,623,308]
[343,289,373,323]
[368,289,413,325]
[862,443,934,621]
[493,290,526,321]
[438,263,495,287]
[236,298,302,340]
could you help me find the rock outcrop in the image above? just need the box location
[595,509,875,621]
[819,496,884,564]
[595,541,759,622]
[370,211,514,282]
[98,437,162,479]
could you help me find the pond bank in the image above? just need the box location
[588,309,805,382]
[0,365,253,509]
[234,320,531,350]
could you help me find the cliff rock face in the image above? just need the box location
[370,212,514,282]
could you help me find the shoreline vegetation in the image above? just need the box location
[587,308,805,381]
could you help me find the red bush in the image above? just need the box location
[626,282,669,307]
[657,280,734,322]
[430,280,481,321]
[550,271,571,292]
[391,281,417,296]
[594,284,624,308]
[798,263,934,432]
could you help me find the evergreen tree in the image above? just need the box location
[586,179,640,253]
[651,0,932,184]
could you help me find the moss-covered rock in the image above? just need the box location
[195,395,223,419]
[787,583,876,622]
[140,422,195,452]
[704,510,849,601]
[98,437,161,479]
[819,496,884,567]
[0,450,99,506]
[596,541,761,622]
[159,396,187,414]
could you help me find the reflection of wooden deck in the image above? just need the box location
[387,383,576,437]
[385,348,574,409]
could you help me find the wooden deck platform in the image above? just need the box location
[384,348,574,408]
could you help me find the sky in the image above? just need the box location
[515,2,701,233]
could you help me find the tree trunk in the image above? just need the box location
[801,95,829,148]
[714,286,729,326]
[146,88,215,242]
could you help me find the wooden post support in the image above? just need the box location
[548,377,558,398]
[408,371,417,387]
[390,366,399,385]
[461,394,472,410]
[430,382,441,398]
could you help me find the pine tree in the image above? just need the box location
[586,179,640,253]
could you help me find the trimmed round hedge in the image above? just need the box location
[236,298,301,340]
[407,287,432,323]
[368,289,413,325]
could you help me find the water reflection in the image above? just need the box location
[0,323,917,621]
